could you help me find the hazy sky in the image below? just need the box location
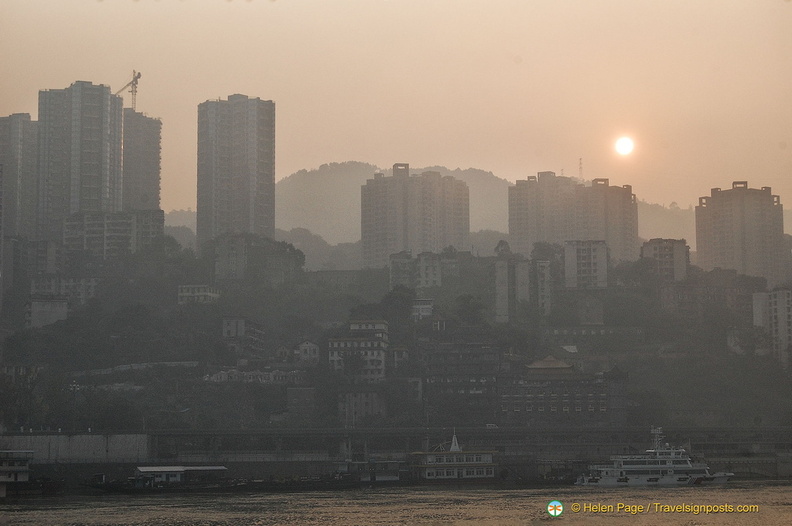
[2,0,790,213]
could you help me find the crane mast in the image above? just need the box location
[115,70,141,111]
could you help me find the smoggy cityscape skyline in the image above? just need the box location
[1,0,790,213]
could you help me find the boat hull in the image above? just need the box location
[576,472,732,487]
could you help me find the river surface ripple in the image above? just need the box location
[3,481,792,525]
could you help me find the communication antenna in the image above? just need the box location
[579,158,583,179]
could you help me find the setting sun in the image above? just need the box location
[615,137,634,155]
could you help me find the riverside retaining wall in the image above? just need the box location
[0,433,149,463]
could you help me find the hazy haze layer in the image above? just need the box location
[1,0,790,212]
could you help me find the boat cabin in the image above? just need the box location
[410,432,497,481]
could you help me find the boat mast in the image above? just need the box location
[651,426,664,450]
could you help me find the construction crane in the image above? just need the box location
[115,70,142,111]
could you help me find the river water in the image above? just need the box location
[3,481,792,525]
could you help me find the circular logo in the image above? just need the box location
[547,500,564,517]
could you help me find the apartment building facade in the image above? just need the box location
[361,164,469,268]
[696,181,788,287]
[197,94,275,252]
[509,171,638,262]
[37,81,123,242]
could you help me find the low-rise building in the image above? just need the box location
[660,268,762,326]
[328,320,389,382]
[498,355,628,426]
[293,340,321,364]
[27,295,68,328]
[412,298,434,321]
[30,276,100,306]
[178,285,220,304]
[640,238,689,282]
[222,317,266,356]
[213,233,303,286]
[338,387,387,427]
[564,240,609,289]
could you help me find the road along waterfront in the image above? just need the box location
[3,480,792,525]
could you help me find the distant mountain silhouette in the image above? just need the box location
[275,161,510,245]
[275,162,378,245]
[637,201,696,249]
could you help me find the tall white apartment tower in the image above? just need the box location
[361,164,469,268]
[696,181,788,287]
[197,94,275,252]
[753,290,792,368]
[509,172,638,261]
[122,108,162,211]
[0,113,38,238]
[37,81,123,241]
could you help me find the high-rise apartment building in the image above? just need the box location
[494,257,531,323]
[0,113,38,238]
[197,94,275,251]
[37,81,123,241]
[696,181,788,287]
[361,164,469,268]
[640,238,690,282]
[753,289,792,368]
[509,172,638,261]
[122,108,161,211]
[62,209,165,260]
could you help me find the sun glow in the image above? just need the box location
[615,137,634,155]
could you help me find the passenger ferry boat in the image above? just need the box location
[410,431,498,483]
[576,427,732,487]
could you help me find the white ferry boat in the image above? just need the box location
[410,431,498,483]
[576,427,732,487]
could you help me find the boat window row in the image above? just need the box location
[621,459,690,466]
[424,468,494,478]
[433,455,484,463]
[501,404,606,412]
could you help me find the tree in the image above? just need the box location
[454,294,485,325]
[494,240,512,257]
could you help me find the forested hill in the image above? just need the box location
[637,201,695,249]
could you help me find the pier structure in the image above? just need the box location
[2,426,792,484]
